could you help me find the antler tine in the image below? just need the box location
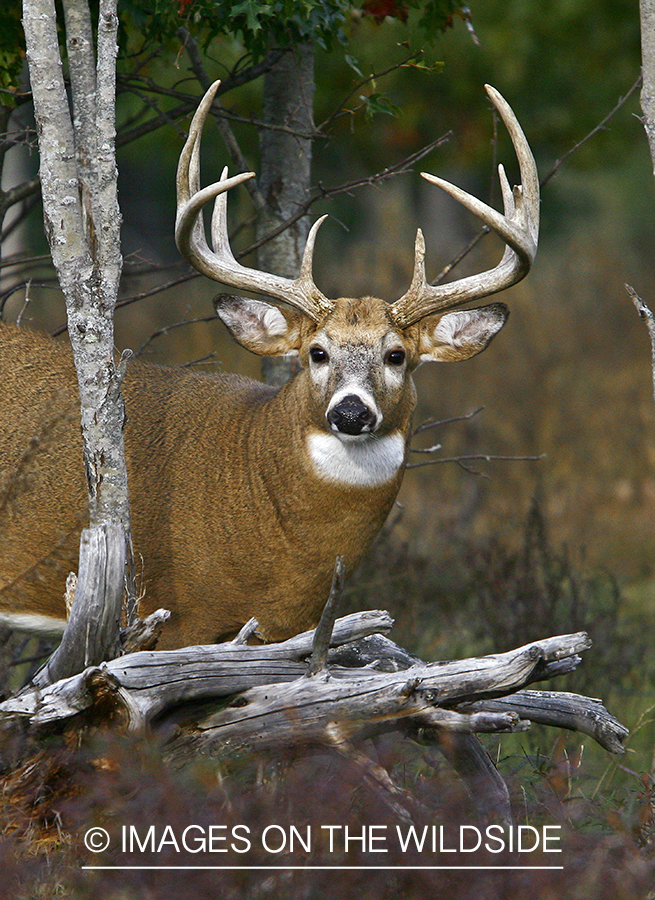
[391,85,540,329]
[176,81,333,322]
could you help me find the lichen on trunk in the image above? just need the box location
[257,44,315,387]
[21,0,133,682]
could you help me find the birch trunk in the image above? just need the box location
[22,0,132,682]
[641,0,655,174]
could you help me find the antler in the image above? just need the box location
[175,81,334,322]
[391,85,540,329]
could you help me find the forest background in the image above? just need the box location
[0,0,654,896]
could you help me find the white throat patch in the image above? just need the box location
[306,430,405,487]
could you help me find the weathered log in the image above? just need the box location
[460,690,629,754]
[1,617,625,749]
[0,607,628,829]
[0,611,394,725]
[165,632,597,756]
[29,524,125,689]
[0,609,627,821]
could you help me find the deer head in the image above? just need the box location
[175,83,539,462]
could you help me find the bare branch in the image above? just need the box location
[407,452,545,471]
[626,283,655,407]
[176,27,265,212]
[116,99,195,147]
[0,194,41,244]
[412,406,484,438]
[134,313,219,357]
[0,175,41,216]
[307,556,345,676]
[242,131,452,263]
[316,51,425,135]
[541,73,643,189]
[0,252,52,271]
[433,75,643,287]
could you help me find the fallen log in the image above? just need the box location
[0,611,626,757]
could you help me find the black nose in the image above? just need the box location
[327,394,377,435]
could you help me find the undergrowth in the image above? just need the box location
[0,500,653,899]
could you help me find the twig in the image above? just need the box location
[412,406,484,437]
[240,131,452,263]
[120,86,189,141]
[626,283,655,407]
[134,314,220,357]
[433,75,643,286]
[231,618,259,645]
[176,27,266,212]
[181,352,221,368]
[307,557,345,676]
[116,99,196,148]
[0,252,52,271]
[15,279,32,326]
[50,271,200,336]
[0,280,59,317]
[316,51,425,136]
[0,194,41,244]
[541,74,642,189]
[407,452,545,472]
[410,442,442,454]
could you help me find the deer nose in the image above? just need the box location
[327,394,377,436]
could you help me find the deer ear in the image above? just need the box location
[214,295,305,356]
[417,303,509,363]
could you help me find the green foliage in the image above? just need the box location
[0,3,25,101]
[119,0,462,60]
[121,0,349,57]
[361,91,402,119]
[0,0,462,99]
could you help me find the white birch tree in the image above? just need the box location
[22,0,133,686]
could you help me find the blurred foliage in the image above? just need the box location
[347,499,653,697]
[118,0,463,58]
[1,724,654,898]
[465,500,635,687]
[0,4,25,98]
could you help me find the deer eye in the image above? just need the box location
[385,349,406,366]
[309,346,329,364]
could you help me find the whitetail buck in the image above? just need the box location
[0,84,539,648]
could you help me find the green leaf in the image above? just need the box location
[230,0,265,33]
[360,92,401,120]
[344,53,364,76]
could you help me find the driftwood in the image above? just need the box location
[29,525,125,689]
[0,602,629,825]
[0,610,627,756]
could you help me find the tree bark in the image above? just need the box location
[641,0,655,174]
[257,44,315,386]
[22,0,133,682]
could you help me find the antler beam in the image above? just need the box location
[391,85,540,329]
[175,81,334,322]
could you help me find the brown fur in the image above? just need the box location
[0,296,504,648]
[0,322,404,647]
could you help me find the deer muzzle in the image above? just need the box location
[326,394,378,437]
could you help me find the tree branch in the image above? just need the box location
[626,283,655,407]
[176,26,265,212]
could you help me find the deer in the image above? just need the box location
[0,84,539,649]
